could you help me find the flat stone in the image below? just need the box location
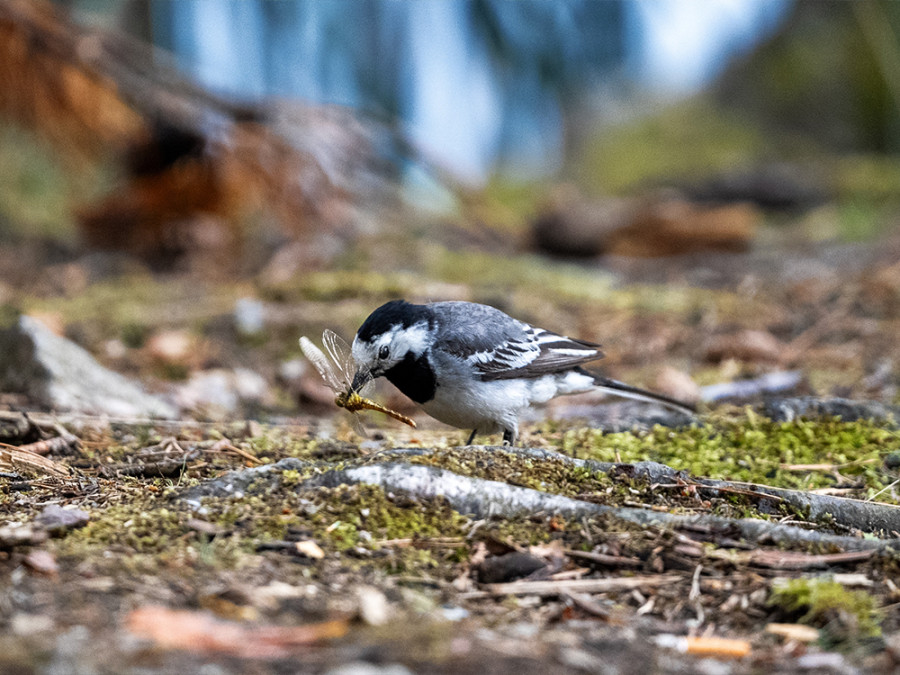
[0,315,177,418]
[763,397,900,424]
[173,367,271,419]
[475,550,547,584]
[35,504,90,534]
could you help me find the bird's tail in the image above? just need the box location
[590,374,697,415]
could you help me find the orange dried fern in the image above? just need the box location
[0,0,400,265]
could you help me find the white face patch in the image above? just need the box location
[389,321,431,357]
[352,320,433,375]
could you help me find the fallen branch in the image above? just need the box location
[705,547,876,570]
[563,591,612,620]
[369,447,900,536]
[178,450,900,551]
[765,623,819,643]
[700,370,803,402]
[180,457,311,504]
[305,463,898,552]
[564,549,643,569]
[203,439,263,465]
[16,435,80,457]
[465,574,681,599]
[779,459,880,472]
[0,410,38,443]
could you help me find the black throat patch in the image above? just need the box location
[384,352,437,404]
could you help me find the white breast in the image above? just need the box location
[418,364,596,434]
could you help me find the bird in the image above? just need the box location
[349,299,695,446]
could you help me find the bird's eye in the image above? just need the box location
[378,345,390,360]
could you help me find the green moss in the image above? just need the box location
[424,246,616,305]
[423,244,780,331]
[0,125,82,240]
[833,155,900,205]
[462,175,545,233]
[246,431,320,460]
[55,498,195,560]
[162,481,476,574]
[559,416,900,503]
[262,269,415,302]
[304,484,471,552]
[768,577,883,641]
[836,198,888,242]
[25,275,241,342]
[281,469,303,486]
[573,99,768,194]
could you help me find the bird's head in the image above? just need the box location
[350,300,435,388]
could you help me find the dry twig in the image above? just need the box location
[564,549,643,569]
[16,435,80,457]
[468,574,682,599]
[705,547,876,570]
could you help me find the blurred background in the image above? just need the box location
[1,0,900,428]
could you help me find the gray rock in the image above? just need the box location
[35,504,90,534]
[173,367,270,419]
[323,663,414,675]
[684,162,828,212]
[763,396,900,424]
[0,315,177,418]
[532,189,634,257]
[179,457,306,504]
[233,297,265,336]
[0,523,48,547]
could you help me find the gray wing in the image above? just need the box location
[431,302,603,380]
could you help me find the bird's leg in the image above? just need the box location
[502,428,516,446]
[465,429,478,445]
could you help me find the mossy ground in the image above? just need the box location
[3,97,900,670]
[3,411,898,674]
[556,415,900,503]
[768,577,884,643]
[7,408,900,578]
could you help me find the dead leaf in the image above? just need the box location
[294,540,325,559]
[355,585,391,626]
[126,605,348,659]
[766,623,820,643]
[23,549,59,577]
[654,366,701,404]
[685,636,751,658]
[704,329,785,364]
[656,634,752,659]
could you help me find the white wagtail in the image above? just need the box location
[350,300,695,446]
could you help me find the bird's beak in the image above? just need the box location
[350,368,371,393]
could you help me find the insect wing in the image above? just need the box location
[299,336,343,392]
[322,329,373,395]
[301,333,372,438]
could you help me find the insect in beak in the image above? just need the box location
[299,331,416,430]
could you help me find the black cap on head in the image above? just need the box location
[356,300,433,342]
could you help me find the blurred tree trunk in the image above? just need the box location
[119,0,153,44]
